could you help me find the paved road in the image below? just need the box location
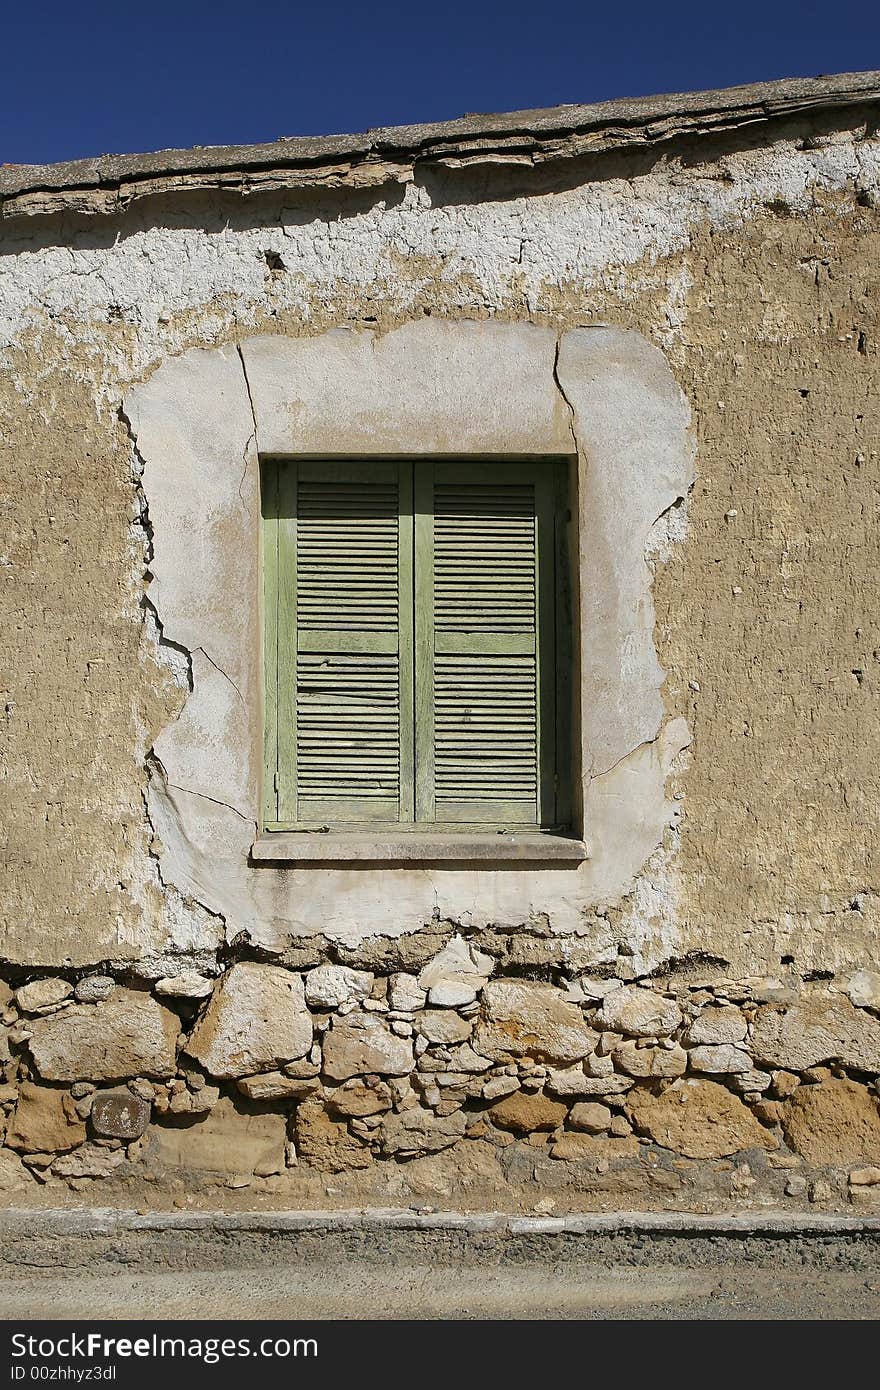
[2,1260,880,1319]
[2,1208,879,1319]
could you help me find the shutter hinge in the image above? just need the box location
[274,771,279,793]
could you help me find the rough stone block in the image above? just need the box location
[628,1079,778,1159]
[295,1098,373,1172]
[6,1082,86,1153]
[27,989,179,1082]
[752,997,880,1073]
[322,1010,414,1081]
[475,979,599,1063]
[185,963,312,1079]
[781,1079,880,1167]
[151,1096,287,1175]
[596,986,682,1038]
[489,1091,568,1132]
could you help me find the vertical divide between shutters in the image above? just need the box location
[264,459,562,829]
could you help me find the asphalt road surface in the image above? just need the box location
[2,1259,880,1319]
[2,1208,879,1320]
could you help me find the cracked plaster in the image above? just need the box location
[2,105,878,973]
[125,319,694,952]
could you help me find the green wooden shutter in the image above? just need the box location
[414,461,557,826]
[269,460,413,826]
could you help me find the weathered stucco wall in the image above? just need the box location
[1,95,879,1210]
[3,110,878,977]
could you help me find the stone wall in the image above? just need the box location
[2,943,880,1209]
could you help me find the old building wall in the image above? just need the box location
[1,100,879,1207]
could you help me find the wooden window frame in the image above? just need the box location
[261,456,574,836]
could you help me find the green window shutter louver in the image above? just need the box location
[414,461,557,827]
[270,460,413,826]
[264,458,567,832]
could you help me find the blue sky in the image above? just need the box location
[3,0,878,166]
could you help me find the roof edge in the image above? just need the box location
[3,69,880,220]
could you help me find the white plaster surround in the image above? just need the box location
[125,319,694,950]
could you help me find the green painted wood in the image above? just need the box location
[535,464,557,826]
[426,799,540,824]
[416,460,551,826]
[414,461,435,824]
[274,460,407,825]
[266,456,572,835]
[276,460,299,824]
[261,460,280,825]
[398,461,415,822]
[553,459,574,831]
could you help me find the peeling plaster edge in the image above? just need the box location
[118,399,231,951]
[4,69,880,219]
[131,322,697,948]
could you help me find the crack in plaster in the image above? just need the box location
[125,321,694,959]
[551,334,578,455]
[193,647,245,708]
[165,781,253,823]
[236,342,259,503]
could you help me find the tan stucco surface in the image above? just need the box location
[1,104,878,980]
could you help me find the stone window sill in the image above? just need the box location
[250,831,588,865]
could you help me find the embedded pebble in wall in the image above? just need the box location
[74,976,115,1004]
[596,986,682,1038]
[568,1102,612,1134]
[388,973,427,1012]
[15,979,73,1012]
[304,965,374,1009]
[90,1088,151,1140]
[418,936,494,1008]
[154,971,215,1000]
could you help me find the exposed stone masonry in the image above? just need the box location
[2,937,879,1209]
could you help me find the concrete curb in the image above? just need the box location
[2,1205,880,1235]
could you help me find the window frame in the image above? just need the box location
[261,455,575,836]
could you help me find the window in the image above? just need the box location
[262,459,573,834]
